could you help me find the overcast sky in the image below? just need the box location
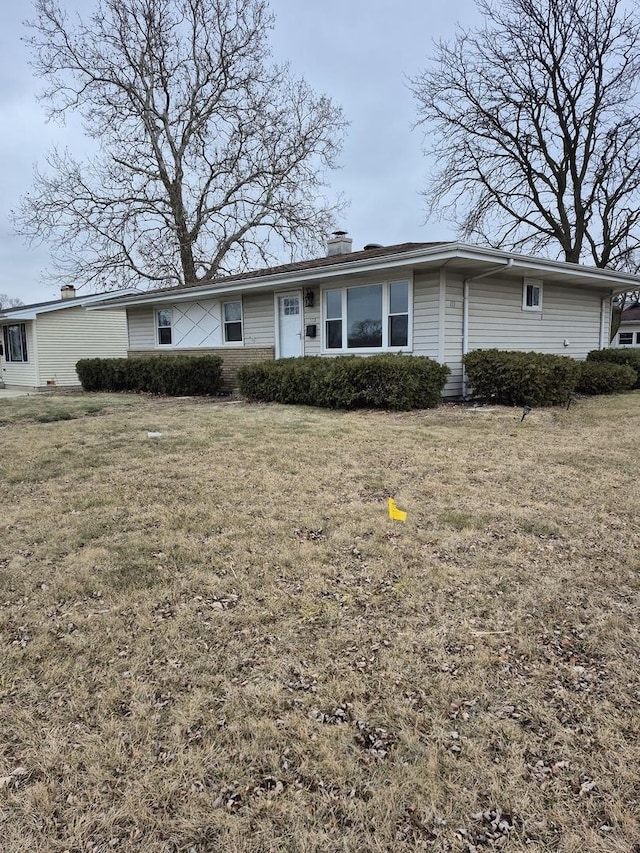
[0,0,480,305]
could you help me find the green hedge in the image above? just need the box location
[76,355,224,396]
[586,348,640,388]
[576,361,637,395]
[237,355,450,410]
[463,349,581,406]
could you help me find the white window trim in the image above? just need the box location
[222,299,244,346]
[156,307,173,347]
[320,278,413,354]
[618,331,634,346]
[522,278,543,312]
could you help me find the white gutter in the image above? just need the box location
[461,260,513,397]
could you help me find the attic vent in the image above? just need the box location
[326,231,353,257]
[363,243,383,250]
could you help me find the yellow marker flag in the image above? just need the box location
[388,498,407,522]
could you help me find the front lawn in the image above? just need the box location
[0,393,638,851]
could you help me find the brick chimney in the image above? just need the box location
[60,285,77,300]
[326,231,353,257]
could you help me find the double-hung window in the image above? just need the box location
[223,301,243,342]
[323,280,410,351]
[618,332,633,345]
[388,281,409,346]
[157,308,172,345]
[2,324,28,362]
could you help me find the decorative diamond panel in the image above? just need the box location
[172,300,222,348]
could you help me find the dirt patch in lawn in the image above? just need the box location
[0,392,639,851]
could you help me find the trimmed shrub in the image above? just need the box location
[576,361,637,395]
[586,347,640,388]
[237,354,450,411]
[76,355,224,395]
[463,349,581,406]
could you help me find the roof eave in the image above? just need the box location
[91,245,640,309]
[0,288,140,319]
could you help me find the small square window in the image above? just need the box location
[522,279,542,311]
[619,332,633,345]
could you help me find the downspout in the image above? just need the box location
[462,259,513,398]
[438,260,453,366]
[599,294,611,350]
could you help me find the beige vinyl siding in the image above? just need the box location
[0,321,38,388]
[128,294,275,352]
[127,306,156,349]
[302,286,321,356]
[36,306,129,387]
[468,277,607,358]
[443,273,464,397]
[412,271,440,359]
[243,292,275,347]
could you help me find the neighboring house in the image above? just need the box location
[0,286,135,390]
[613,304,640,348]
[93,236,639,398]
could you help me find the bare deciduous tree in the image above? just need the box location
[412,0,640,273]
[15,0,347,289]
[0,295,24,310]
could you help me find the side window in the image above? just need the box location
[2,324,28,362]
[522,278,542,311]
[157,308,172,345]
[325,289,343,349]
[388,281,409,347]
[618,332,633,345]
[223,301,243,342]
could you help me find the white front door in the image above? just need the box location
[277,292,303,358]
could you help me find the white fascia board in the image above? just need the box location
[0,310,38,321]
[2,289,140,319]
[92,245,640,309]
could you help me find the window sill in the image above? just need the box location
[155,342,244,349]
[321,346,412,355]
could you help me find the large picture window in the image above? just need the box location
[324,280,410,351]
[2,324,28,362]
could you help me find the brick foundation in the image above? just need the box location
[128,347,275,388]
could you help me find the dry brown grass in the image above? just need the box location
[0,391,639,852]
